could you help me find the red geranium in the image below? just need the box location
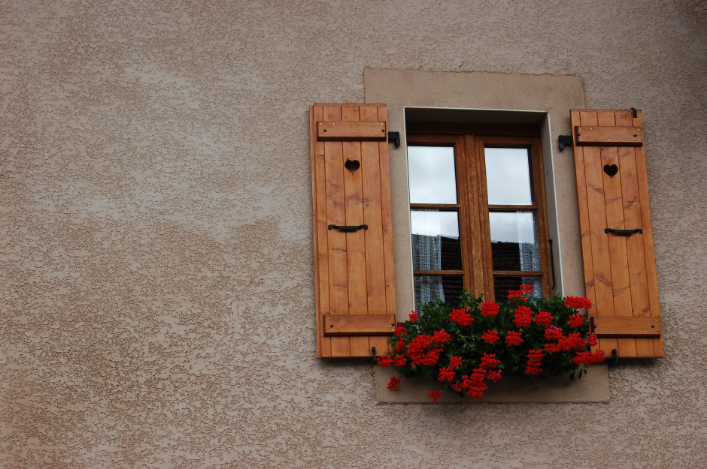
[387,376,401,390]
[427,390,442,402]
[480,300,499,318]
[534,311,553,327]
[505,330,523,346]
[481,330,500,344]
[450,308,473,326]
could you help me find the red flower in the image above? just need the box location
[427,390,442,402]
[450,308,473,326]
[481,330,500,344]
[480,300,499,318]
[508,284,534,301]
[463,369,487,398]
[387,376,401,390]
[558,332,586,351]
[568,313,586,328]
[407,333,447,366]
[438,367,456,382]
[376,355,394,367]
[513,306,533,328]
[505,330,523,346]
[393,355,407,367]
[525,349,544,375]
[573,350,606,365]
[480,353,500,369]
[544,325,564,341]
[544,342,562,353]
[534,311,553,327]
[394,325,407,337]
[432,329,452,344]
[487,369,502,382]
[565,296,592,310]
[451,381,463,392]
[449,356,463,368]
[409,311,419,322]
[393,338,406,353]
[586,333,598,347]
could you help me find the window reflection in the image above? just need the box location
[489,212,541,272]
[408,146,457,204]
[485,147,534,205]
[411,210,462,271]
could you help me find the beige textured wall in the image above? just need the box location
[1,1,705,468]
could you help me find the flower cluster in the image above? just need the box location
[379,286,604,402]
[387,376,401,390]
[568,313,586,328]
[449,308,473,326]
[508,284,535,301]
[481,330,499,344]
[565,296,592,310]
[525,349,544,375]
[513,306,533,328]
[480,300,499,318]
[505,330,523,347]
[534,311,553,327]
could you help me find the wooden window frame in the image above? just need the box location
[407,128,553,303]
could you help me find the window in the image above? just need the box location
[407,127,552,311]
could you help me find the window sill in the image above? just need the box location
[374,364,609,403]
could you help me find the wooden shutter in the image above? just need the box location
[310,104,396,358]
[571,109,664,358]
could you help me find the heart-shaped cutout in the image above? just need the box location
[345,159,361,174]
[603,164,618,178]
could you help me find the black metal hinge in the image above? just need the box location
[558,135,573,151]
[388,131,400,148]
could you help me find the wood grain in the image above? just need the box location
[575,125,643,146]
[317,120,386,141]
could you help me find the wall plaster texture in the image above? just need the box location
[0,1,705,468]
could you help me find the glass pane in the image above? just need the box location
[485,147,534,205]
[494,276,543,302]
[411,210,462,270]
[489,212,541,272]
[414,276,463,312]
[408,146,457,204]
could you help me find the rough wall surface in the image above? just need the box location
[1,1,705,468]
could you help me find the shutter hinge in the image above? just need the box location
[558,135,573,151]
[388,131,400,148]
[631,107,638,118]
[371,346,377,365]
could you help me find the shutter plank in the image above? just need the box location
[633,111,663,357]
[360,105,390,356]
[311,105,332,357]
[323,106,351,357]
[342,105,370,358]
[598,111,636,357]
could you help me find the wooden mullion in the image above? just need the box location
[476,137,495,300]
[414,270,466,276]
[488,205,537,212]
[464,134,486,297]
[410,203,460,210]
[493,271,544,277]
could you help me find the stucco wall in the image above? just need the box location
[1,1,705,468]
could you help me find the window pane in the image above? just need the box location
[411,210,462,270]
[408,146,457,204]
[485,147,534,205]
[489,212,541,272]
[414,276,463,312]
[494,276,543,302]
